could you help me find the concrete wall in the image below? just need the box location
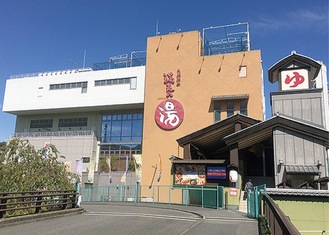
[18,134,97,174]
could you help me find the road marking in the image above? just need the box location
[84,211,200,222]
[205,217,256,222]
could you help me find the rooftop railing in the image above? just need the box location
[12,130,96,138]
[9,50,146,79]
[9,68,92,80]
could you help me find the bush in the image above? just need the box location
[0,138,80,192]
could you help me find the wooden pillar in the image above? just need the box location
[183,144,191,160]
[229,144,239,166]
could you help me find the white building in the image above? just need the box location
[3,55,146,181]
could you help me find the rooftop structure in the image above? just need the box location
[202,22,250,55]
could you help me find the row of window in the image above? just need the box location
[30,118,88,128]
[49,77,137,93]
[100,144,142,158]
[214,101,248,122]
[49,82,87,90]
[30,119,53,128]
[59,118,88,127]
[102,113,143,121]
[95,77,137,90]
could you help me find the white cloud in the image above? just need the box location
[252,8,328,33]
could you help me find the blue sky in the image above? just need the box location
[0,0,328,142]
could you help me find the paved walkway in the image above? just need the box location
[82,202,259,235]
[0,203,259,235]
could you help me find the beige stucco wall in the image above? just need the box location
[141,30,264,194]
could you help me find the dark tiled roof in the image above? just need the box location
[266,188,329,197]
[211,94,249,101]
[285,165,320,174]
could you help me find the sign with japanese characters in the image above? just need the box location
[154,99,184,130]
[174,164,206,186]
[281,69,309,90]
[207,166,227,180]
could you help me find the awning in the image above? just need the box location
[285,165,320,174]
[211,94,249,101]
[171,159,226,165]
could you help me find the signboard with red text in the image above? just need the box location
[281,69,309,90]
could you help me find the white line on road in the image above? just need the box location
[84,211,200,222]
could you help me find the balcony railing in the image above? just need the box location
[12,130,96,138]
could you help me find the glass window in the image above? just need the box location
[111,121,121,137]
[122,120,132,138]
[214,103,221,122]
[30,119,53,128]
[100,112,143,155]
[132,119,142,137]
[240,101,248,115]
[58,118,88,127]
[227,102,234,117]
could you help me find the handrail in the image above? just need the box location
[0,190,78,219]
[260,192,301,235]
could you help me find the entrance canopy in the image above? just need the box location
[223,114,329,150]
[176,114,260,157]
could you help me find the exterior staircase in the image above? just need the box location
[239,190,247,213]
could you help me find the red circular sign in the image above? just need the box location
[154,99,184,130]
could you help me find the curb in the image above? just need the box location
[0,207,85,227]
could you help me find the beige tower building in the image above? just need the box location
[141,28,265,193]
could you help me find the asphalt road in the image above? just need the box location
[0,203,259,235]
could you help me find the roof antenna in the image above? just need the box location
[156,19,160,36]
[83,49,86,69]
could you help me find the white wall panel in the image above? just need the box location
[3,66,145,114]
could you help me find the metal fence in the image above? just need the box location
[80,185,225,209]
[247,184,266,219]
[0,190,78,219]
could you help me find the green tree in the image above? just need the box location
[0,138,79,192]
[98,157,109,173]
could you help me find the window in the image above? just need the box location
[240,101,248,115]
[130,77,137,90]
[49,81,88,93]
[239,66,247,78]
[214,103,221,122]
[101,112,143,143]
[82,157,90,163]
[30,119,53,129]
[58,117,88,127]
[227,102,234,117]
[94,77,137,90]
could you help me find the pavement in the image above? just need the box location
[0,203,260,235]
